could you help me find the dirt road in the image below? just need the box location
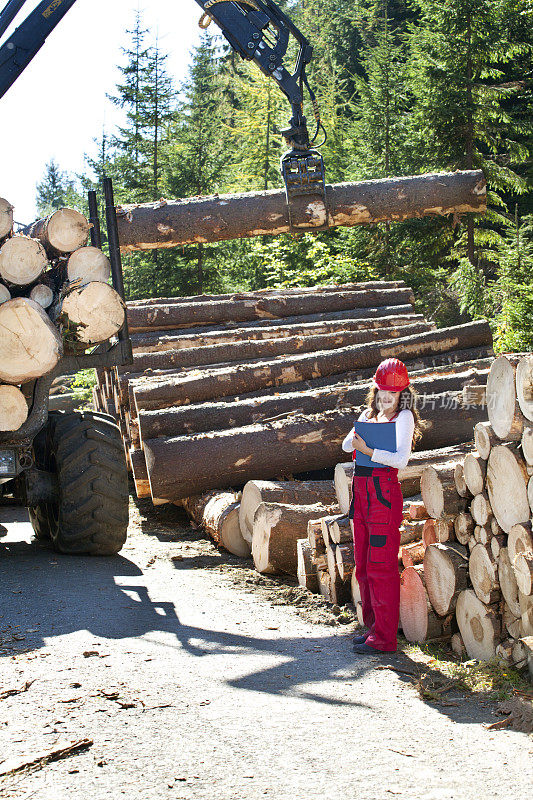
[0,499,531,799]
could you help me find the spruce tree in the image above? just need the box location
[36,159,79,216]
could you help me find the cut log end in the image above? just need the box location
[0,236,48,286]
[0,197,13,239]
[67,246,111,285]
[0,385,29,431]
[0,297,63,384]
[60,282,125,344]
[456,589,500,661]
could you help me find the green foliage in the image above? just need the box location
[71,369,97,409]
[35,159,81,217]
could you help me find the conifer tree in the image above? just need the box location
[36,159,79,216]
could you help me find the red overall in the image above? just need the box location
[351,412,404,651]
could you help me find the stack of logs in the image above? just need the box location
[93,281,494,505]
[0,198,125,432]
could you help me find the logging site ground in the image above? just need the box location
[0,496,531,800]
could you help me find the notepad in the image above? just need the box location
[353,420,397,469]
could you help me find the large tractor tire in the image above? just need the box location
[29,411,129,555]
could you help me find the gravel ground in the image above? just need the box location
[0,498,531,800]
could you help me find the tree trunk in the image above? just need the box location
[516,355,533,423]
[456,589,500,661]
[129,310,424,353]
[474,421,499,460]
[67,246,111,285]
[126,287,416,332]
[486,444,530,532]
[252,501,332,575]
[0,385,28,432]
[117,170,486,251]
[423,542,468,615]
[29,283,54,309]
[136,364,489,443]
[0,236,48,286]
[462,452,486,496]
[400,565,453,642]
[486,354,526,440]
[0,298,63,384]
[469,543,500,605]
[23,208,90,254]
[239,479,337,544]
[297,539,318,592]
[58,282,125,345]
[0,197,13,240]
[125,321,431,375]
[132,321,492,411]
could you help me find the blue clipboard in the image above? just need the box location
[353,420,396,468]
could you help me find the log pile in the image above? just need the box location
[410,353,533,666]
[93,280,494,506]
[0,199,125,431]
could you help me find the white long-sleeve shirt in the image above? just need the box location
[341,408,415,470]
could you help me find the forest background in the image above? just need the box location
[36,0,533,353]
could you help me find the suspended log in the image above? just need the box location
[125,321,431,374]
[130,311,427,353]
[507,521,533,564]
[132,321,492,411]
[238,479,337,544]
[252,501,332,575]
[0,385,28,432]
[0,298,62,384]
[0,198,13,239]
[23,208,90,254]
[469,543,500,605]
[0,236,48,286]
[400,565,454,643]
[474,421,499,460]
[29,283,54,309]
[421,463,469,519]
[470,492,492,526]
[67,246,111,285]
[0,284,10,304]
[59,282,125,345]
[486,444,530,532]
[486,354,526,440]
[297,539,318,592]
[456,590,501,661]
[424,542,468,615]
[127,287,416,332]
[117,170,487,251]
[462,453,486,497]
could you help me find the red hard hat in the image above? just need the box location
[373,358,410,391]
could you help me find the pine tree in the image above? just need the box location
[35,159,79,216]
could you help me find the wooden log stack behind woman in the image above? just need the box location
[342,358,426,654]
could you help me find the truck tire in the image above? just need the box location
[29,411,129,555]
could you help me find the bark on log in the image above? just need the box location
[486,444,530,533]
[456,589,501,661]
[469,543,500,605]
[239,479,337,544]
[400,565,453,642]
[0,284,10,304]
[516,355,533,423]
[200,491,250,558]
[127,287,416,332]
[23,208,90,254]
[0,236,48,286]
[0,297,63,383]
[130,447,150,499]
[126,321,431,375]
[0,198,13,240]
[130,312,427,354]
[401,540,426,567]
[0,385,28,431]
[474,421,499,460]
[67,246,111,285]
[117,170,487,251]
[59,282,125,345]
[329,516,352,544]
[486,354,526,440]
[182,489,227,525]
[136,364,490,443]
[307,518,325,556]
[408,502,429,521]
[424,542,468,615]
[462,453,486,497]
[133,321,492,411]
[335,543,355,580]
[29,283,54,309]
[297,539,318,592]
[252,501,332,575]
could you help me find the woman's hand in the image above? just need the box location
[352,432,373,457]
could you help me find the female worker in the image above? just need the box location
[342,358,425,654]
